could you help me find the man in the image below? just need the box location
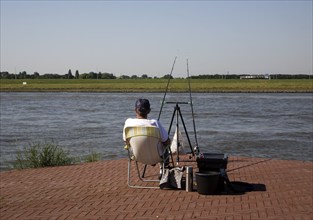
[123,98,170,146]
[123,99,184,187]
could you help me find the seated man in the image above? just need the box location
[123,98,170,162]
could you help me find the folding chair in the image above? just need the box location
[125,126,170,189]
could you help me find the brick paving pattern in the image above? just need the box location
[0,156,312,219]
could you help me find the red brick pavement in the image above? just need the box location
[0,157,312,220]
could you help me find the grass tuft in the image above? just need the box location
[13,142,102,169]
[14,142,73,169]
[84,150,101,163]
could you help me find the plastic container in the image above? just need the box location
[196,153,228,172]
[195,171,220,195]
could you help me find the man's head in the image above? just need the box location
[135,98,151,118]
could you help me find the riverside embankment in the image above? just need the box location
[0,156,312,219]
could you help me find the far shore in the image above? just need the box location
[0,79,312,93]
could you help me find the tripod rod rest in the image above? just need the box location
[164,101,190,105]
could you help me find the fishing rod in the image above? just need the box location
[186,59,200,155]
[158,56,177,121]
[226,158,272,173]
[158,57,200,162]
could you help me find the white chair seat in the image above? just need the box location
[125,126,169,189]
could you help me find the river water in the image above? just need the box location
[0,92,312,170]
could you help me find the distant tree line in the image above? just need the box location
[0,70,175,80]
[0,70,311,80]
[0,71,71,79]
[0,70,118,80]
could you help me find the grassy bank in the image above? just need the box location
[0,79,312,92]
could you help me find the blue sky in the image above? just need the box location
[1,1,312,77]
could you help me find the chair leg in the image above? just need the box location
[127,159,133,187]
[136,162,159,182]
[142,164,147,178]
[127,159,160,189]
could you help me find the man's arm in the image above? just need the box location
[162,138,171,146]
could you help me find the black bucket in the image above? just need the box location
[195,171,220,195]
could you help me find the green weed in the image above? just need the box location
[84,150,101,163]
[14,142,73,169]
[13,142,102,169]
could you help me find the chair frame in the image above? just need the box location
[125,126,170,189]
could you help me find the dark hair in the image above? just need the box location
[135,99,151,116]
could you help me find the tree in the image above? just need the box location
[0,71,14,79]
[162,74,173,79]
[101,72,116,79]
[33,72,40,79]
[19,71,27,79]
[88,72,96,79]
[79,73,88,79]
[141,74,148,79]
[75,70,79,79]
[68,69,73,79]
[119,75,130,79]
